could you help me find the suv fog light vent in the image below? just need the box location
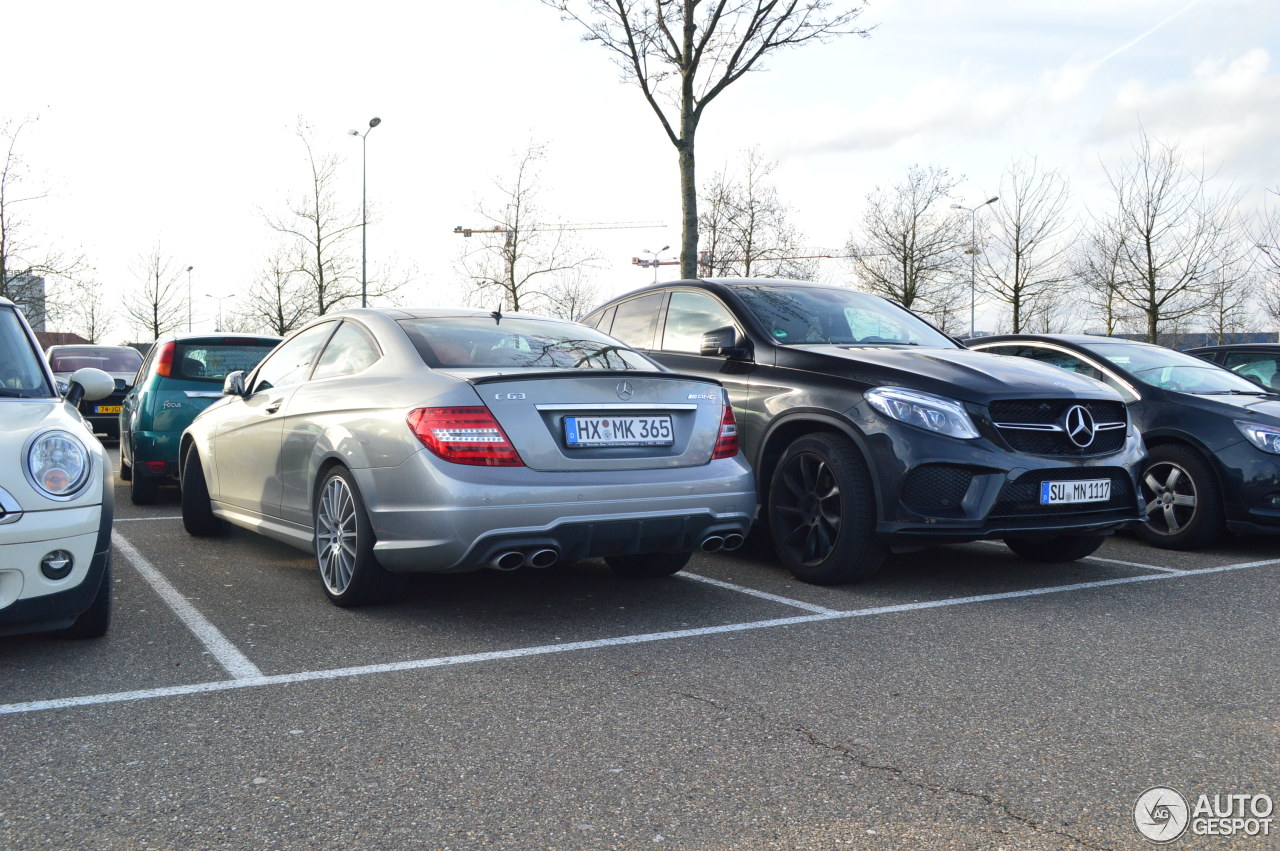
[40,550,74,580]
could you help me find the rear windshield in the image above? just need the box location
[399,315,659,371]
[174,340,279,383]
[0,307,55,398]
[49,346,143,373]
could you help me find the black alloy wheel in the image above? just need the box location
[1136,444,1224,550]
[766,433,886,584]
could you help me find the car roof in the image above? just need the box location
[1184,343,1280,353]
[974,334,1167,350]
[593,277,878,308]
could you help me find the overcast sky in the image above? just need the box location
[5,0,1277,340]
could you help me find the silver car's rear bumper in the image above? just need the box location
[355,451,756,572]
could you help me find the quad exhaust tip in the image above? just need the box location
[700,535,725,553]
[722,533,745,551]
[490,548,561,571]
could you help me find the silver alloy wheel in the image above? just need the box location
[1142,461,1198,536]
[316,474,358,595]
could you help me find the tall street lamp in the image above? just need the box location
[207,293,235,332]
[185,265,194,332]
[951,196,998,338]
[643,245,669,284]
[349,116,381,308]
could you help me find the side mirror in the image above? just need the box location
[222,370,247,397]
[66,367,115,406]
[700,326,750,360]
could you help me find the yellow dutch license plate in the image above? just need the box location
[95,405,123,415]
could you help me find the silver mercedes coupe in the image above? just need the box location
[178,308,755,606]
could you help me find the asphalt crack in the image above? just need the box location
[680,692,1111,850]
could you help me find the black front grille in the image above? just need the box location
[901,465,973,517]
[990,399,1127,457]
[991,467,1134,518]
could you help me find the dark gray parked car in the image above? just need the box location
[180,308,755,606]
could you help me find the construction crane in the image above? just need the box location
[632,250,863,277]
[454,221,664,238]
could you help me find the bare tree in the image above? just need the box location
[846,164,968,327]
[1250,194,1280,332]
[697,147,815,279]
[456,143,601,313]
[981,159,1073,333]
[1102,130,1245,343]
[64,278,114,343]
[546,0,869,278]
[1073,216,1138,336]
[123,243,186,340]
[240,249,313,335]
[1203,261,1255,345]
[0,116,88,328]
[545,269,602,321]
[266,120,404,318]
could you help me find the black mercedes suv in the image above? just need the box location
[583,279,1146,583]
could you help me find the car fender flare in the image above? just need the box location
[756,410,885,518]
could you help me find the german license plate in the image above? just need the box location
[565,415,673,447]
[95,405,122,414]
[1040,479,1110,505]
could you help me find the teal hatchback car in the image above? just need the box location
[120,333,280,504]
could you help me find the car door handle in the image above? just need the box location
[265,399,282,414]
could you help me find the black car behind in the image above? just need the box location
[584,279,1146,583]
[971,334,1280,549]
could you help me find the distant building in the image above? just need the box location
[3,274,47,331]
[36,331,91,349]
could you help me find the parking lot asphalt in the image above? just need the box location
[1,446,1277,850]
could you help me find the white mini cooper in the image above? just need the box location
[0,298,116,638]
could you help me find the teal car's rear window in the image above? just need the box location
[175,341,278,383]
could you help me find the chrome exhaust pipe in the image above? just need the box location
[700,535,725,553]
[721,533,745,551]
[527,548,559,568]
[492,551,525,571]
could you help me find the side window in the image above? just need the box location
[250,322,335,394]
[586,306,616,334]
[661,292,737,353]
[1030,350,1105,382]
[1224,352,1280,389]
[311,322,381,381]
[608,294,664,350]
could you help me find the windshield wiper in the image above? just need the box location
[842,340,920,346]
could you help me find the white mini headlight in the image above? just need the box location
[26,430,93,499]
[1236,420,1280,455]
[865,387,980,439]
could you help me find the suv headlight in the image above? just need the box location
[26,429,93,499]
[1236,420,1280,454]
[865,387,980,439]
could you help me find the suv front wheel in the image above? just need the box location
[767,433,887,584]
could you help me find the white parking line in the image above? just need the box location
[114,516,183,522]
[111,532,263,680]
[973,539,1180,573]
[683,573,839,614]
[5,557,1277,717]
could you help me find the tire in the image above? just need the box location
[59,556,112,639]
[1004,533,1107,563]
[129,468,159,505]
[766,433,887,584]
[606,551,692,579]
[314,467,396,607]
[181,447,225,536]
[1135,444,1224,550]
